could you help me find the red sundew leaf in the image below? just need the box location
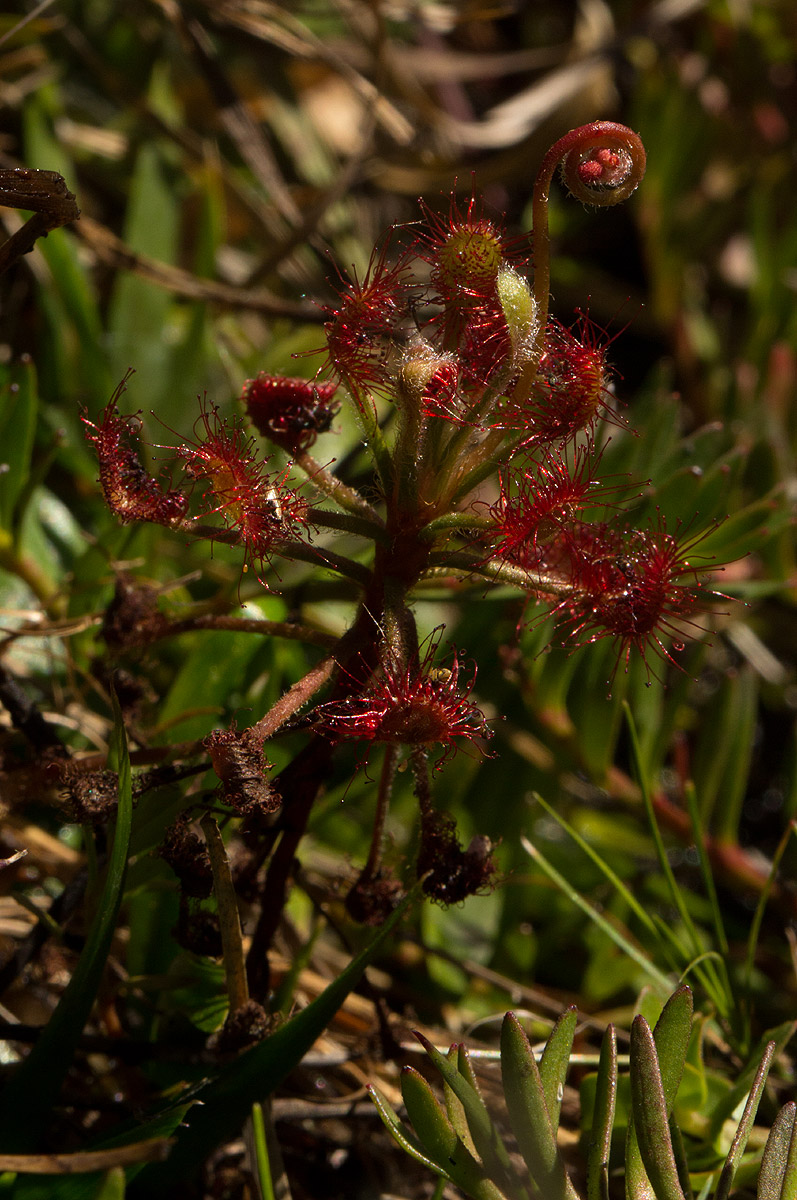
[243,372,340,451]
[460,292,514,386]
[550,517,723,677]
[497,315,626,444]
[176,400,309,577]
[323,239,414,403]
[82,374,189,526]
[487,443,628,570]
[314,639,493,768]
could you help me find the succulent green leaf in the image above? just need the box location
[369,1083,457,1182]
[444,1046,479,1155]
[759,1104,797,1200]
[710,1023,796,1140]
[415,1032,517,1194]
[500,1012,578,1200]
[715,1041,775,1200]
[540,1007,578,1132]
[629,1015,686,1200]
[401,1067,459,1165]
[587,1024,617,1200]
[401,1068,510,1199]
[669,1115,693,1200]
[652,985,693,1114]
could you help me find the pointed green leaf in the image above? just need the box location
[444,1046,479,1155]
[653,986,693,1113]
[371,1084,508,1200]
[0,692,133,1152]
[401,1069,505,1199]
[710,1023,796,1140]
[92,1169,125,1200]
[669,1115,693,1200]
[415,1032,517,1194]
[369,1084,457,1182]
[539,1007,578,1132]
[500,1012,578,1200]
[586,1025,617,1200]
[715,1042,775,1200]
[759,1104,797,1200]
[629,1016,686,1200]
[401,1067,459,1166]
[133,887,418,1196]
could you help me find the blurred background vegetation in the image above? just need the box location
[0,1,796,1197]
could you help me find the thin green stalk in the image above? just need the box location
[349,392,394,493]
[418,512,496,541]
[280,540,372,587]
[743,821,796,1021]
[624,702,726,1004]
[521,835,673,992]
[152,613,338,649]
[306,506,389,543]
[684,781,730,957]
[250,1102,277,1200]
[290,447,382,522]
[184,526,372,587]
[531,792,661,941]
[424,549,577,596]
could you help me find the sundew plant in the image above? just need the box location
[79,120,722,937]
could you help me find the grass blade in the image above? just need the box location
[520,836,673,992]
[715,1041,775,1200]
[0,691,133,1152]
[623,704,725,1003]
[531,791,660,941]
[133,885,418,1195]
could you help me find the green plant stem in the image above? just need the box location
[290,448,382,522]
[250,1102,277,1200]
[278,540,373,586]
[348,390,394,493]
[0,543,60,610]
[306,506,389,543]
[182,524,371,586]
[424,550,577,596]
[418,512,496,541]
[684,781,729,957]
[393,383,425,516]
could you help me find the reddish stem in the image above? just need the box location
[516,121,647,406]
